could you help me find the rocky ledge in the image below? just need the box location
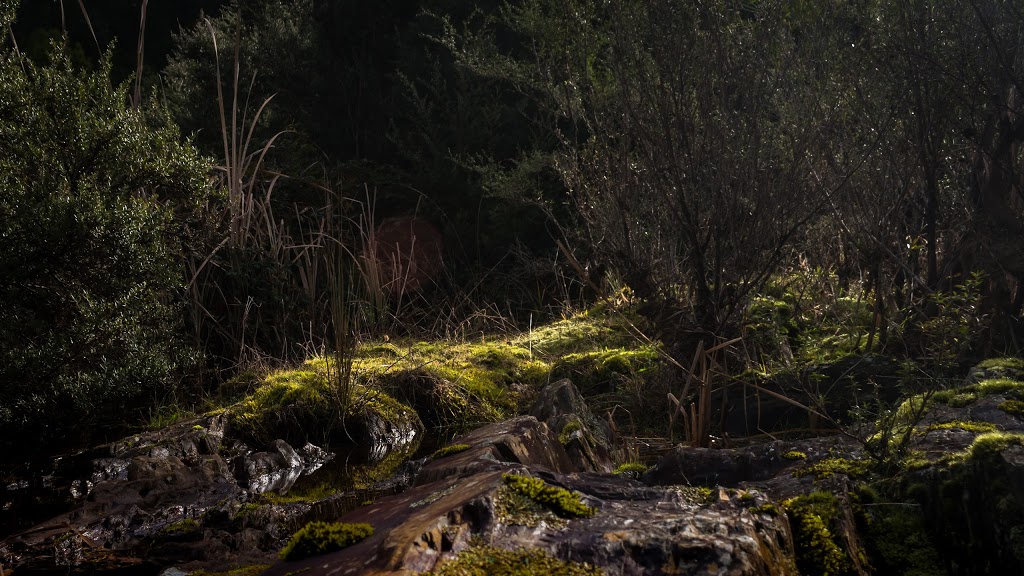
[8,369,1024,575]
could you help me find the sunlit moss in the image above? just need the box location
[749,503,780,517]
[279,521,372,561]
[502,474,596,519]
[976,357,1024,372]
[559,419,583,444]
[228,358,421,444]
[977,378,1024,396]
[963,432,1024,461]
[783,451,808,460]
[432,443,471,459]
[613,462,650,476]
[924,420,997,434]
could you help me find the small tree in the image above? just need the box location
[443,0,866,337]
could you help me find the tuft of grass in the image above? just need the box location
[502,474,596,519]
[279,521,373,561]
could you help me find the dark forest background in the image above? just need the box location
[3,0,1024,455]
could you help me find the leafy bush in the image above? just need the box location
[0,36,207,445]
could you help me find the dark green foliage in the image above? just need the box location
[278,521,373,561]
[0,36,207,445]
[863,504,948,576]
[502,474,596,519]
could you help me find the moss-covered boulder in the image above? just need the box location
[227,358,423,453]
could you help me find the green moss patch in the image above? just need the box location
[794,457,872,480]
[783,451,808,460]
[559,419,583,444]
[977,378,1024,396]
[613,462,650,476]
[998,400,1024,418]
[785,492,856,576]
[279,521,373,561]
[518,306,644,357]
[963,432,1024,461]
[749,503,780,517]
[227,358,420,445]
[551,347,662,392]
[431,443,471,459]
[976,357,1024,372]
[158,517,201,537]
[502,474,596,519]
[427,542,604,575]
[924,420,997,434]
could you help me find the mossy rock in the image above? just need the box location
[999,400,1024,418]
[227,358,422,446]
[784,492,857,576]
[279,521,373,561]
[502,474,596,519]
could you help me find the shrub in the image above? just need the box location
[0,33,207,446]
[279,521,373,561]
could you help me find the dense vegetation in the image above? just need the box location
[2,0,1024,455]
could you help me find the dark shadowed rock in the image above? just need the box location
[262,466,796,576]
[415,415,575,486]
[0,416,334,574]
[529,378,617,472]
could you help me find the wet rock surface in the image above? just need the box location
[9,371,1024,575]
[262,381,803,576]
[0,415,337,574]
